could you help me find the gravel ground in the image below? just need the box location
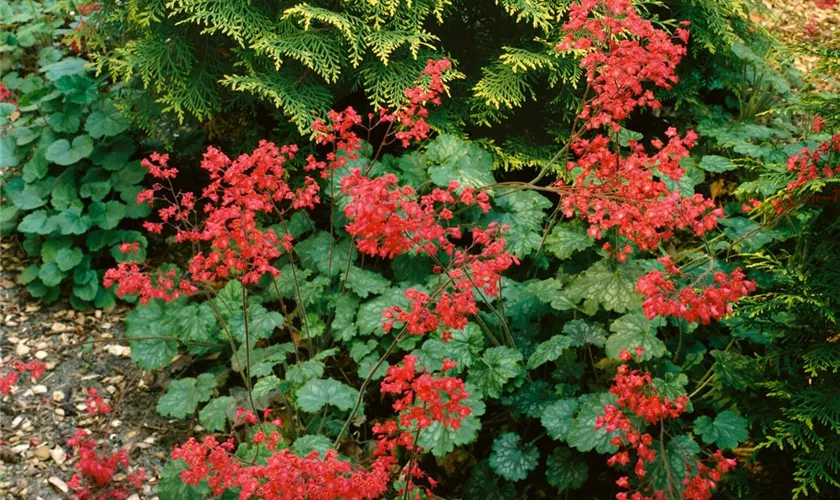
[0,241,187,499]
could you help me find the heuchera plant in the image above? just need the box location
[101,0,761,498]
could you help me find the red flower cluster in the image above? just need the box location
[0,360,47,395]
[380,59,453,147]
[105,140,324,302]
[637,257,755,324]
[342,173,490,259]
[66,429,146,500]
[557,129,722,257]
[557,0,689,130]
[815,0,837,9]
[171,431,392,500]
[551,0,724,263]
[309,107,364,178]
[771,133,840,213]
[382,225,517,339]
[597,352,735,500]
[379,355,470,432]
[86,387,112,416]
[371,356,471,497]
[0,83,11,103]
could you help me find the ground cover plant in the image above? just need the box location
[1,0,839,499]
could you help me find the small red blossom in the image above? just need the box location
[86,387,112,416]
[66,429,145,500]
[597,354,736,499]
[637,256,756,324]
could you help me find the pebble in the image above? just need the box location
[31,385,47,394]
[10,444,29,454]
[15,343,30,356]
[55,408,65,416]
[33,446,51,459]
[48,476,69,494]
[34,351,48,360]
[50,446,66,465]
[50,322,69,333]
[11,416,23,428]
[52,391,65,402]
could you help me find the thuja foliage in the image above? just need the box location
[86,0,764,167]
[0,0,150,308]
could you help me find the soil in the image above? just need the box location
[0,240,188,500]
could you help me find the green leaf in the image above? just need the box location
[469,346,523,398]
[158,459,210,500]
[22,150,49,183]
[38,261,66,287]
[417,384,486,457]
[295,232,355,277]
[7,180,48,210]
[252,375,282,400]
[286,360,325,384]
[125,301,178,370]
[292,435,333,457]
[567,260,642,314]
[92,136,136,170]
[18,210,57,235]
[199,396,235,432]
[247,343,296,378]
[567,393,620,454]
[711,350,760,390]
[357,287,409,336]
[650,435,701,490]
[417,323,484,373]
[482,190,551,257]
[157,373,217,419]
[90,200,125,229]
[46,135,93,165]
[54,206,91,235]
[522,279,574,311]
[331,294,359,342]
[546,447,589,490]
[542,398,579,442]
[605,313,666,360]
[346,266,390,298]
[51,183,79,211]
[694,411,748,450]
[72,270,99,301]
[18,265,40,285]
[502,380,554,417]
[528,334,573,369]
[40,57,87,81]
[81,181,112,202]
[48,105,83,133]
[227,303,284,344]
[546,223,594,259]
[0,136,19,168]
[170,302,219,351]
[489,432,539,482]
[563,319,607,347]
[427,134,496,188]
[463,461,517,500]
[84,100,130,138]
[54,74,98,104]
[720,217,776,252]
[295,378,358,413]
[699,155,736,173]
[55,247,83,271]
